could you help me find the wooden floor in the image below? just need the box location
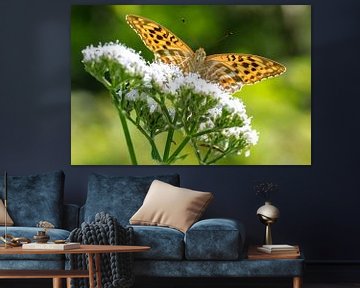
[1,279,360,288]
[306,285,360,288]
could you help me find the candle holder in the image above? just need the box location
[33,230,50,243]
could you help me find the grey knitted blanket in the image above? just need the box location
[68,212,134,288]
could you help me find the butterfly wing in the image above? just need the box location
[204,54,286,92]
[200,59,245,93]
[126,14,195,71]
[126,15,286,93]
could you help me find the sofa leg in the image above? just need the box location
[53,278,62,288]
[293,276,302,288]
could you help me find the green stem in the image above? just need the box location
[205,153,227,165]
[190,138,204,165]
[203,144,213,163]
[187,119,205,164]
[100,76,112,90]
[193,127,225,138]
[204,144,234,165]
[127,117,162,163]
[110,90,137,165]
[203,135,221,163]
[117,108,137,165]
[163,128,174,162]
[163,112,178,162]
[166,136,191,164]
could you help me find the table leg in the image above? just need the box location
[95,253,102,288]
[88,253,95,288]
[293,276,302,288]
[52,278,62,288]
[66,277,72,288]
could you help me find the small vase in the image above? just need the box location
[256,201,280,245]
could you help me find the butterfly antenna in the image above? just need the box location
[213,31,236,46]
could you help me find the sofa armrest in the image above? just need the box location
[63,204,80,231]
[184,218,245,260]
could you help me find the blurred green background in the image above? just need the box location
[71,5,311,165]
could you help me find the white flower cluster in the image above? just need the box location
[82,41,147,77]
[82,42,258,158]
[204,95,259,147]
[146,63,258,147]
[144,62,183,89]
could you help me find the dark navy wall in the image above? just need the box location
[0,0,359,264]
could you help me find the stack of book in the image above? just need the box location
[22,242,80,250]
[248,244,300,259]
[257,244,299,254]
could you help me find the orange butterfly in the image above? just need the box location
[126,14,286,93]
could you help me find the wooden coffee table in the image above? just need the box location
[0,244,150,288]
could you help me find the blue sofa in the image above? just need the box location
[0,171,79,270]
[81,173,304,285]
[0,171,303,287]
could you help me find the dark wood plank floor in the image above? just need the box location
[1,279,360,288]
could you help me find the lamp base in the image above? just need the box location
[265,223,272,245]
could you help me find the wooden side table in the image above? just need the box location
[0,244,150,288]
[247,245,303,288]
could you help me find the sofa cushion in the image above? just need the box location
[0,199,14,226]
[0,227,70,261]
[130,225,184,260]
[84,174,180,225]
[130,180,213,233]
[0,171,64,227]
[184,218,245,260]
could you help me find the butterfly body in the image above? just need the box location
[126,14,286,93]
[191,48,207,71]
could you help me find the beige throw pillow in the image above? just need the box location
[0,199,14,226]
[130,180,213,233]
